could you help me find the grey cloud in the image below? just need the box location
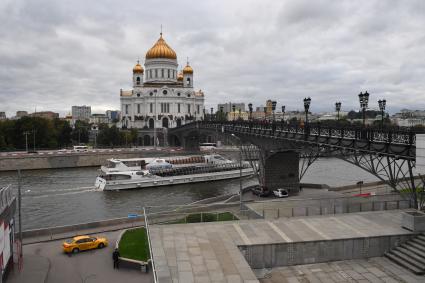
[1,0,425,117]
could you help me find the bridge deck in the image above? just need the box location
[149,210,413,283]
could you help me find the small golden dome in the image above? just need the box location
[177,71,183,81]
[133,61,144,73]
[145,34,177,60]
[183,64,193,74]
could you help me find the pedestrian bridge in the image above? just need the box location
[169,121,424,206]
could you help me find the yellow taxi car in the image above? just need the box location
[63,235,108,254]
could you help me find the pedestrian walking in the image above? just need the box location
[113,248,120,269]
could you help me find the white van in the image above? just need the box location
[73,145,89,152]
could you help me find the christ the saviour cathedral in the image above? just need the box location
[120,32,205,146]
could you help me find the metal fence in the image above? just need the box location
[247,194,413,219]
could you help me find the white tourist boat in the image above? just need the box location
[95,154,254,191]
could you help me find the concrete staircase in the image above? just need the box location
[385,233,425,275]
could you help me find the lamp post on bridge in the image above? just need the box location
[248,103,253,121]
[378,99,386,128]
[232,105,236,121]
[220,106,224,121]
[303,97,311,125]
[203,108,206,121]
[210,107,214,121]
[335,102,342,121]
[281,105,286,123]
[358,91,369,127]
[263,107,267,122]
[271,101,277,122]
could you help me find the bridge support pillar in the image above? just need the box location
[264,151,300,195]
[183,135,200,151]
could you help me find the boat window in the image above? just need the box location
[107,162,116,168]
[136,171,147,175]
[107,174,131,180]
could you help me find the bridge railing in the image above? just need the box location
[183,121,420,146]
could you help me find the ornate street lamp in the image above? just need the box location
[281,105,286,123]
[210,107,214,121]
[232,105,236,121]
[378,99,386,127]
[271,101,277,122]
[238,108,241,121]
[203,108,206,121]
[263,107,267,121]
[248,103,253,121]
[303,97,311,125]
[335,102,342,121]
[220,106,224,121]
[358,91,370,127]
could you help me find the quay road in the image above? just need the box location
[0,146,184,158]
[8,229,153,283]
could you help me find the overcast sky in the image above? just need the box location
[1,0,424,117]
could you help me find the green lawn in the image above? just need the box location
[119,228,150,262]
[167,212,238,224]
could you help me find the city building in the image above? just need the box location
[217,103,245,114]
[392,109,425,127]
[227,111,249,121]
[30,111,59,120]
[15,111,28,118]
[89,114,109,125]
[106,110,120,122]
[72,106,91,121]
[120,32,205,146]
[0,112,6,120]
[0,185,17,280]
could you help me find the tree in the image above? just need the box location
[72,120,89,144]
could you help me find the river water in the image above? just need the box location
[0,158,379,230]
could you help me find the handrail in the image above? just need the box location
[172,121,421,146]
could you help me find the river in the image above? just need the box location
[0,158,379,230]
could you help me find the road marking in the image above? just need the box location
[233,223,252,245]
[299,219,331,240]
[330,216,368,237]
[267,222,293,242]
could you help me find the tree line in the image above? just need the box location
[0,117,139,151]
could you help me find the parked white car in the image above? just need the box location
[273,188,289,198]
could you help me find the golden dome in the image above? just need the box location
[177,71,183,81]
[183,64,193,74]
[145,34,177,60]
[133,61,144,73]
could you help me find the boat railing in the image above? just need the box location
[149,163,251,177]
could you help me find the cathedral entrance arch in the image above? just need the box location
[149,118,154,129]
[176,118,182,127]
[162,117,169,128]
[143,135,151,146]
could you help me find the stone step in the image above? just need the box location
[406,241,425,255]
[384,253,424,275]
[412,236,425,245]
[396,247,425,265]
[401,243,425,259]
[410,238,425,251]
[417,234,425,242]
[388,250,425,274]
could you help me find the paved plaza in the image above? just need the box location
[149,210,414,282]
[260,257,425,283]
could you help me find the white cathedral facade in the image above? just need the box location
[120,33,205,145]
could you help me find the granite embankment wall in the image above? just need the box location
[0,150,197,172]
[0,148,240,172]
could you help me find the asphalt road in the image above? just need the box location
[8,230,153,283]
